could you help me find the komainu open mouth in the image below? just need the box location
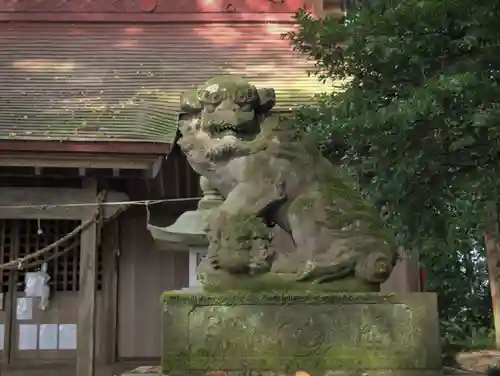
[208,120,238,136]
[208,120,258,138]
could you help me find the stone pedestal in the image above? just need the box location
[161,292,442,376]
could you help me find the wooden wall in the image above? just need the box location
[116,206,188,360]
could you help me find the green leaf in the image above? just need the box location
[450,135,476,151]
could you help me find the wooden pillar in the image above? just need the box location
[102,218,119,364]
[77,180,98,376]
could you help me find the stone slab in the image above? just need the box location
[161,292,441,376]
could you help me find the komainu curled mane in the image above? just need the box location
[177,75,397,292]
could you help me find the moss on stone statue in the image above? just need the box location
[248,115,381,233]
[190,272,381,293]
[207,213,274,275]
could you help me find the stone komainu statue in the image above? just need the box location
[177,75,397,292]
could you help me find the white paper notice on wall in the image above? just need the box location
[0,324,5,350]
[19,324,37,350]
[39,324,58,350]
[16,297,33,321]
[58,324,76,350]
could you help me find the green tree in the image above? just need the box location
[284,0,500,345]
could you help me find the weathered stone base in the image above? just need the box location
[161,292,442,376]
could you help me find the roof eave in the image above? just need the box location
[0,139,171,155]
[0,140,172,178]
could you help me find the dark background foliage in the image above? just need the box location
[284,0,500,347]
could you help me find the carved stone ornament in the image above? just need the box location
[177,75,398,292]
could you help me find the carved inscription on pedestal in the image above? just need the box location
[186,304,414,370]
